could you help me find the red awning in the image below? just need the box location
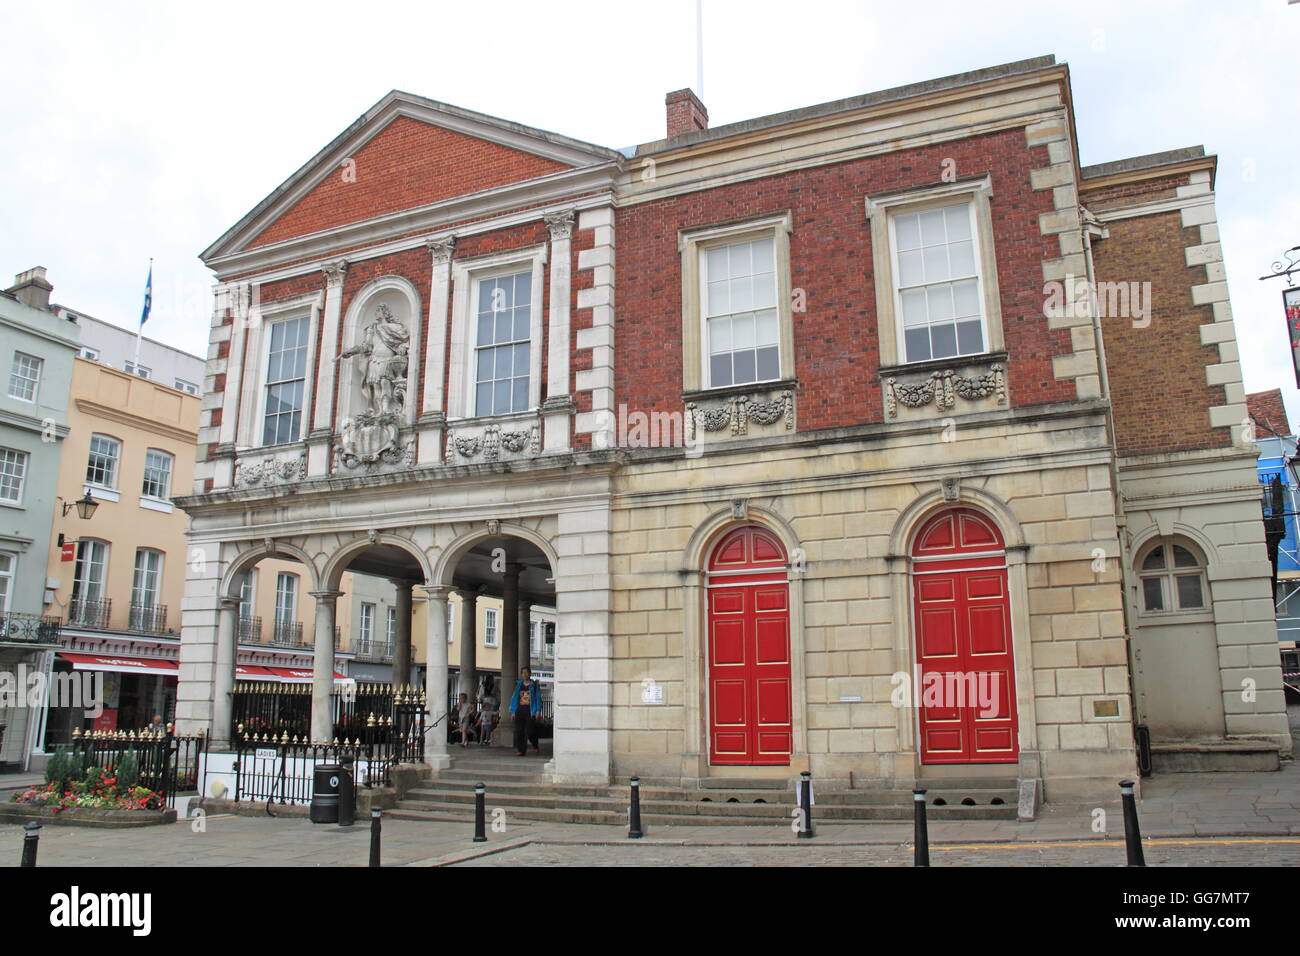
[59,653,178,678]
[235,664,278,681]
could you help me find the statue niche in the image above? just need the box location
[336,302,410,467]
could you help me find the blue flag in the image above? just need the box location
[140,263,152,327]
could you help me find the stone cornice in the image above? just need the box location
[206,169,619,281]
[0,406,68,437]
[73,398,197,444]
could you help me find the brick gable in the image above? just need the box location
[248,116,571,249]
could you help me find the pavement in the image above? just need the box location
[2,759,1300,867]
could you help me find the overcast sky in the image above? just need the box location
[3,0,1297,422]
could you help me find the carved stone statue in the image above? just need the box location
[336,303,411,468]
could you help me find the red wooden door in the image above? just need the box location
[912,509,1018,764]
[707,526,792,766]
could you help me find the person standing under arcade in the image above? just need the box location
[510,667,543,756]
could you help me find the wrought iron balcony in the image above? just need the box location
[352,640,394,662]
[128,602,169,634]
[66,597,112,629]
[270,619,305,647]
[238,615,263,644]
[0,611,61,645]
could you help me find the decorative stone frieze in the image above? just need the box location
[234,451,307,488]
[448,419,542,463]
[685,388,795,441]
[881,355,1008,419]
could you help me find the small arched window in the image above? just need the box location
[1137,538,1208,614]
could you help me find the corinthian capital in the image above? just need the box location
[544,211,575,240]
[426,235,456,265]
[322,259,348,288]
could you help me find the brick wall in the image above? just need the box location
[1089,208,1230,456]
[248,117,569,249]
[614,127,1073,432]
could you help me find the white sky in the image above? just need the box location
[3,0,1297,422]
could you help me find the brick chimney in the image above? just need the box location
[666,89,708,138]
[7,267,53,311]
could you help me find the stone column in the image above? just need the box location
[518,599,533,673]
[390,579,414,688]
[210,597,239,750]
[420,585,452,769]
[458,589,478,698]
[498,563,520,729]
[309,590,341,743]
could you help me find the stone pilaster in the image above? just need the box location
[418,236,455,465]
[420,585,453,770]
[309,590,341,742]
[544,212,574,453]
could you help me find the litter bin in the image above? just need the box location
[310,764,342,824]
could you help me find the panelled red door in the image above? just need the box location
[912,508,1019,764]
[707,526,792,765]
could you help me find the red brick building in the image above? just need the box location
[177,55,1288,814]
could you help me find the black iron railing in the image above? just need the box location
[0,611,61,644]
[270,619,305,646]
[67,597,112,629]
[128,602,169,633]
[67,727,206,807]
[233,699,426,804]
[352,640,394,662]
[238,616,262,643]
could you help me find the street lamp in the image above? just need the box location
[59,492,99,520]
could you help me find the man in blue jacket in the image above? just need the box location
[510,667,543,756]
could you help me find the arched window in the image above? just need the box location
[1137,538,1208,614]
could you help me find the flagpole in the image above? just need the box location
[135,258,151,370]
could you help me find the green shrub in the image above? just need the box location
[44,746,67,789]
[65,750,85,790]
[116,750,139,790]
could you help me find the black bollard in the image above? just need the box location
[798,771,814,840]
[628,777,643,839]
[1119,780,1145,867]
[20,820,40,868]
[368,807,382,868]
[913,789,930,867]
[473,783,487,843]
[338,755,356,828]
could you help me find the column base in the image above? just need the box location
[424,752,452,771]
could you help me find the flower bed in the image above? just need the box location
[11,779,165,812]
[3,752,174,826]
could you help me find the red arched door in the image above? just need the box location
[912,508,1018,764]
[707,526,792,765]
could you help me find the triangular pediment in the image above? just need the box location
[203,91,620,263]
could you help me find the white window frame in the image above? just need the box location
[131,548,164,609]
[483,607,498,648]
[125,361,152,380]
[173,378,199,395]
[78,347,100,362]
[72,539,109,604]
[359,602,375,646]
[387,605,399,645]
[238,292,322,450]
[446,600,454,643]
[448,246,546,421]
[865,177,1004,369]
[0,551,14,613]
[238,570,257,621]
[1136,537,1212,618]
[0,447,27,504]
[8,351,42,403]
[274,572,298,625]
[259,314,312,448]
[141,448,174,501]
[679,213,794,394]
[85,433,121,491]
